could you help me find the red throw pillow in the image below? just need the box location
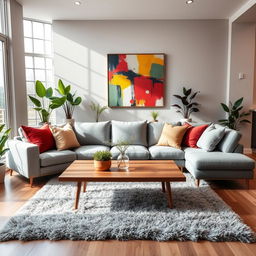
[21,124,55,153]
[183,123,209,148]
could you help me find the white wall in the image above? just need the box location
[229,23,256,148]
[53,20,228,124]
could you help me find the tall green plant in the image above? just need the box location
[51,79,82,119]
[0,124,11,163]
[90,101,108,122]
[171,87,200,119]
[29,81,60,123]
[219,97,251,130]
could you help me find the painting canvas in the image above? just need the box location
[108,54,165,107]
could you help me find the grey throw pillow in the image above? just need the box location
[196,124,225,152]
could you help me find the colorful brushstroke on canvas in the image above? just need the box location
[108,54,165,107]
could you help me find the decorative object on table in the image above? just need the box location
[50,123,80,151]
[21,124,56,153]
[90,101,108,122]
[115,141,129,170]
[0,124,11,183]
[108,53,165,107]
[171,87,200,123]
[93,151,112,171]
[182,123,209,148]
[157,123,188,149]
[150,111,159,122]
[219,97,251,130]
[50,79,82,125]
[28,80,59,125]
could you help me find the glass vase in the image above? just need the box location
[117,153,129,170]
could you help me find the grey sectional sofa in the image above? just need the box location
[7,120,255,187]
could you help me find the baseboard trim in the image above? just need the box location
[244,148,253,154]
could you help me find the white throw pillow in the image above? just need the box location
[197,124,225,152]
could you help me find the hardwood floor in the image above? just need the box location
[0,155,256,256]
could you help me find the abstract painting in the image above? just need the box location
[108,54,165,107]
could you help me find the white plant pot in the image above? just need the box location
[180,118,192,125]
[66,119,75,126]
[0,164,6,183]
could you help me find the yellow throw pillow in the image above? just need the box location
[50,123,80,151]
[157,123,188,149]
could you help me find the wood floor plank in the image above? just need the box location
[0,155,255,255]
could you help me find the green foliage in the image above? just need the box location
[0,124,11,161]
[50,79,82,119]
[90,101,108,122]
[171,87,200,119]
[151,111,159,121]
[93,151,112,161]
[219,97,251,130]
[28,81,55,123]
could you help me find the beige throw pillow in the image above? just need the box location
[50,123,80,151]
[157,123,188,149]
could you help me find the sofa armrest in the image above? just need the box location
[6,140,40,178]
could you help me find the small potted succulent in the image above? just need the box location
[0,124,11,183]
[151,111,159,122]
[93,151,112,171]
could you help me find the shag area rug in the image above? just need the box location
[0,174,255,242]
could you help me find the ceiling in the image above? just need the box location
[235,4,256,22]
[17,0,248,21]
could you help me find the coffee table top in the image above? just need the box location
[59,160,186,182]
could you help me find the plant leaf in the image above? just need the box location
[73,97,82,105]
[58,79,66,95]
[35,80,46,98]
[190,92,199,100]
[66,93,73,103]
[221,103,229,112]
[233,97,243,109]
[184,88,191,96]
[45,87,53,98]
[171,104,182,109]
[240,119,251,123]
[65,85,71,95]
[173,95,183,100]
[29,96,41,107]
[190,108,199,112]
[181,97,189,105]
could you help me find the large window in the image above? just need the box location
[23,19,54,126]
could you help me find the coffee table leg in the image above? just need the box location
[83,182,87,193]
[161,182,166,193]
[74,182,82,210]
[165,182,173,208]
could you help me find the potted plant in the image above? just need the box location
[0,124,11,183]
[90,101,108,122]
[219,97,251,130]
[29,80,62,125]
[151,111,159,122]
[50,79,82,125]
[93,151,112,171]
[171,87,200,123]
[115,141,130,170]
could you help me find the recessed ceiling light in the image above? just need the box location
[74,1,81,5]
[186,0,194,4]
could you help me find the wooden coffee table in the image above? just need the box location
[59,160,186,210]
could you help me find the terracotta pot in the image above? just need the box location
[94,160,111,171]
[0,164,6,183]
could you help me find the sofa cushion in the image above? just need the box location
[111,145,149,160]
[149,145,184,160]
[148,122,179,146]
[73,145,110,160]
[40,149,76,167]
[197,124,225,151]
[74,121,111,146]
[185,151,255,170]
[111,121,147,146]
[214,124,241,153]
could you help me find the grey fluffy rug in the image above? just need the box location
[0,174,255,242]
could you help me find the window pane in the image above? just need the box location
[33,22,44,39]
[46,70,53,83]
[26,82,35,94]
[44,24,52,40]
[0,42,6,123]
[33,39,44,54]
[46,58,52,69]
[26,69,34,81]
[24,38,33,53]
[25,56,33,68]
[35,69,45,81]
[34,57,45,69]
[45,41,52,55]
[23,20,32,37]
